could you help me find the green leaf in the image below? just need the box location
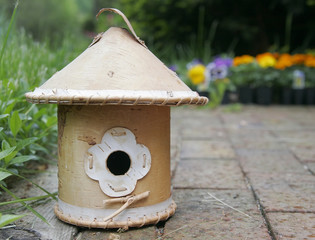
[0,127,3,132]
[0,192,57,206]
[0,185,50,226]
[10,155,36,165]
[16,137,38,152]
[1,140,10,150]
[4,101,16,115]
[45,116,57,127]
[0,171,12,181]
[0,214,26,228]
[0,0,19,66]
[33,108,47,120]
[0,168,57,201]
[9,111,22,138]
[4,150,18,166]
[0,147,16,160]
[0,114,9,120]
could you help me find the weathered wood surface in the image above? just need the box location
[0,164,78,240]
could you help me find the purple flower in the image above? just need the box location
[169,64,177,72]
[206,62,229,81]
[205,57,233,81]
[213,57,233,68]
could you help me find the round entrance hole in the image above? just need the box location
[106,151,131,175]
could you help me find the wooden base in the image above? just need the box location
[54,198,176,229]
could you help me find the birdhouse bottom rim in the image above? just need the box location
[55,196,176,228]
[25,89,208,106]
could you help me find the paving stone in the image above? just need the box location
[180,140,235,159]
[231,138,287,150]
[247,172,315,212]
[236,149,306,173]
[17,200,78,240]
[171,107,220,120]
[78,225,157,240]
[306,162,315,174]
[286,141,315,162]
[181,126,227,140]
[267,212,315,239]
[220,110,263,126]
[163,189,271,240]
[227,128,275,139]
[273,129,315,143]
[3,106,315,239]
[0,165,77,240]
[173,159,246,189]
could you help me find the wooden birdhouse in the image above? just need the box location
[25,9,208,229]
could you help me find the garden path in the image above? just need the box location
[1,106,315,240]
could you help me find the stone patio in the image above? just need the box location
[1,106,315,239]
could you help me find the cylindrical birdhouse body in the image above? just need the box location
[55,105,174,227]
[25,8,208,229]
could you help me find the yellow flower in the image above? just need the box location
[292,54,306,65]
[275,54,293,70]
[188,64,206,85]
[256,53,276,68]
[304,54,315,67]
[233,55,254,66]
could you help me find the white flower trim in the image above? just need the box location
[84,127,151,197]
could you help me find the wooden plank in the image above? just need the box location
[0,164,78,240]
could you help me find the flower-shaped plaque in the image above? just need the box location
[84,127,151,197]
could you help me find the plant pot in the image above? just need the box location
[281,87,292,105]
[255,86,273,105]
[238,86,253,104]
[221,90,230,104]
[197,91,209,98]
[305,88,315,105]
[293,89,304,105]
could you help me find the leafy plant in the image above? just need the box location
[0,0,84,227]
[208,80,228,109]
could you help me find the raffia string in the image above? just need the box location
[102,191,150,222]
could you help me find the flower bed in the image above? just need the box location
[185,53,315,106]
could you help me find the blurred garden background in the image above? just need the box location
[0,0,315,227]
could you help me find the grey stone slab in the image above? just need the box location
[16,200,78,240]
[173,159,247,189]
[227,128,275,140]
[231,139,287,150]
[236,149,306,173]
[287,141,315,162]
[180,140,235,159]
[273,129,315,143]
[181,126,227,140]
[77,225,157,240]
[306,162,315,174]
[247,172,315,212]
[1,164,78,240]
[267,212,315,239]
[163,189,271,240]
[171,107,220,119]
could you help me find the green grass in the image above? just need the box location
[0,3,87,227]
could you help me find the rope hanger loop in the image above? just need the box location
[96,8,147,48]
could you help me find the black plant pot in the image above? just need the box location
[221,90,230,104]
[197,91,209,98]
[281,87,292,105]
[255,86,273,105]
[305,88,315,105]
[293,89,304,105]
[238,86,253,104]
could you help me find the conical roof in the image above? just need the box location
[25,27,208,106]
